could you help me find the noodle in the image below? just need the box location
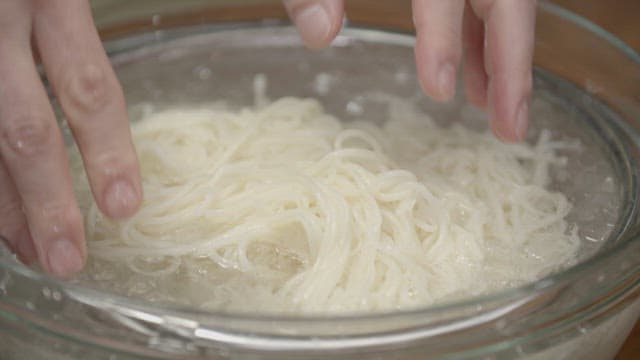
[70,96,579,313]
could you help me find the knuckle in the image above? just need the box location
[63,64,115,116]
[1,113,53,158]
[87,150,137,178]
[18,194,84,255]
[32,200,83,229]
[0,197,23,225]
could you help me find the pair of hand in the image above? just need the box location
[0,0,536,277]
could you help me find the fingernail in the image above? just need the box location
[105,179,139,218]
[438,63,456,101]
[48,239,83,277]
[515,101,529,141]
[292,3,331,48]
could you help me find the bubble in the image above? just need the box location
[42,287,52,299]
[346,100,364,116]
[578,324,590,335]
[193,65,213,80]
[313,72,333,96]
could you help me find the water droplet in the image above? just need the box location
[42,287,52,299]
[0,273,10,295]
[151,14,161,27]
[394,70,410,84]
[346,100,364,116]
[193,65,212,80]
[313,72,332,96]
[407,287,416,298]
[578,325,589,335]
[253,73,268,107]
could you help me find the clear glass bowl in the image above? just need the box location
[1,1,639,359]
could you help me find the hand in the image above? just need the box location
[0,0,142,277]
[283,0,536,142]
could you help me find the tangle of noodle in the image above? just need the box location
[70,96,579,313]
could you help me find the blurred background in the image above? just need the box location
[90,0,640,54]
[553,0,639,51]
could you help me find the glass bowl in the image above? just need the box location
[0,1,639,359]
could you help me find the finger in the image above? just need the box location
[412,0,465,102]
[33,0,142,219]
[283,0,345,49]
[0,0,41,266]
[462,2,488,108]
[470,0,536,142]
[0,160,37,264]
[0,41,86,278]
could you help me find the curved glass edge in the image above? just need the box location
[0,21,631,320]
[539,0,640,63]
[1,23,639,326]
[11,27,640,321]
[0,2,638,355]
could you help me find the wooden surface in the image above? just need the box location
[551,0,640,51]
[550,2,640,358]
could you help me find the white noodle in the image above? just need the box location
[70,97,579,313]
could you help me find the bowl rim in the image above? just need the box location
[1,0,639,351]
[539,0,639,62]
